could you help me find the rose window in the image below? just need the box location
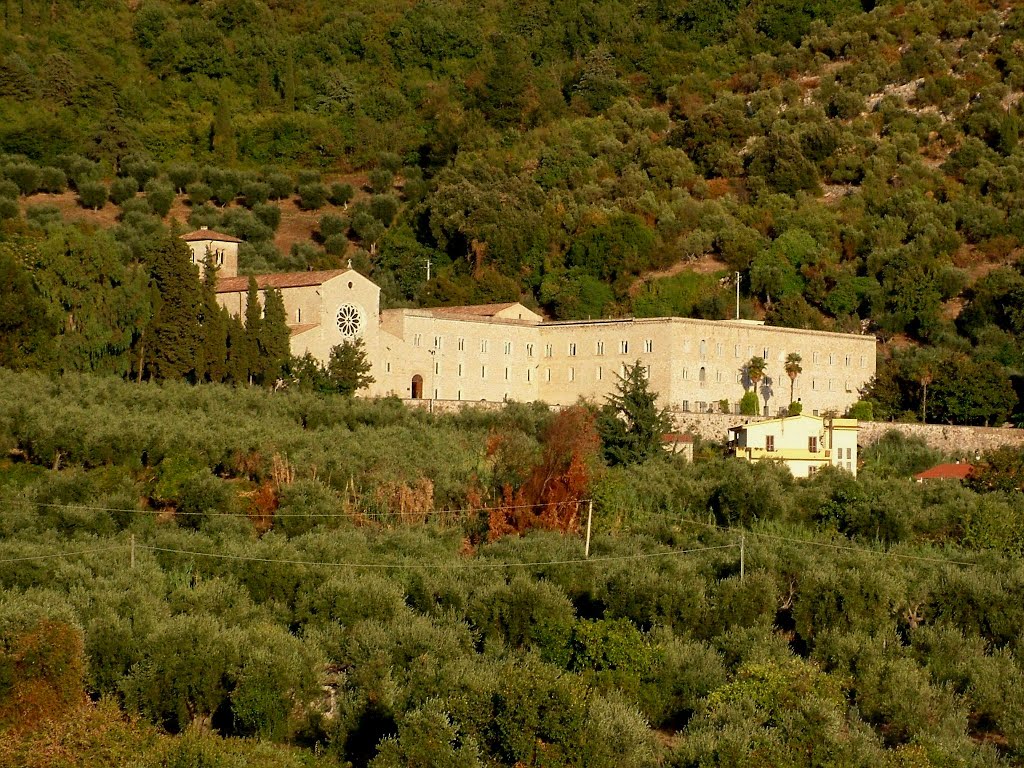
[336,303,364,337]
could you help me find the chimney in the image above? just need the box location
[200,225,209,231]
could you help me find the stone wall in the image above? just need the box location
[400,400,1024,456]
[666,410,1024,455]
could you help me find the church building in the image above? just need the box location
[197,231,877,415]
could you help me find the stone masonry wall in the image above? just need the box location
[400,399,1024,456]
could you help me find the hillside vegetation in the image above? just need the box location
[1,371,1024,766]
[2,0,1024,422]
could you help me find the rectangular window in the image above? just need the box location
[569,367,575,382]
[829,353,835,365]
[295,308,302,323]
[458,337,465,351]
[809,436,818,453]
[434,336,442,349]
[716,370,723,383]
[809,466,818,477]
[763,347,769,360]
[481,365,487,378]
[845,354,851,366]
[545,368,552,382]
[527,369,532,382]
[569,342,577,356]
[860,355,866,367]
[846,461,852,471]
[597,341,605,355]
[682,369,688,380]
[526,343,534,357]
[505,341,512,355]
[734,344,740,358]
[386,361,391,373]
[434,362,439,375]
[681,400,689,411]
[505,367,509,380]
[413,333,422,347]
[545,344,553,357]
[644,339,653,353]
[620,340,629,354]
[480,340,489,353]
[812,351,819,364]
[828,380,834,391]
[458,363,463,377]
[716,343,723,356]
[597,366,603,381]
[766,435,775,452]
[812,379,817,390]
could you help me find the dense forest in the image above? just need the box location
[2,371,1024,766]
[1,0,1024,422]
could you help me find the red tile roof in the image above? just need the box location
[216,269,348,294]
[180,228,243,243]
[289,323,319,337]
[914,463,975,481]
[427,303,522,317]
[662,433,695,443]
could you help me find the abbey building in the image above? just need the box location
[188,230,877,415]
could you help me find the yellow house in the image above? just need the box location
[727,414,859,477]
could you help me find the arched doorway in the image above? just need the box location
[411,374,424,399]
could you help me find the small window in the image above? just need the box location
[716,370,723,383]
[458,363,463,376]
[545,368,552,382]
[295,308,302,323]
[813,351,820,364]
[809,436,818,453]
[569,342,577,356]
[414,333,422,347]
[545,344,553,357]
[434,336,442,349]
[527,369,532,382]
[644,339,653,353]
[763,347,769,360]
[766,435,775,452]
[480,340,489,353]
[699,366,706,384]
[434,361,439,374]
[845,354,851,366]
[526,343,534,357]
[597,366,603,381]
[620,340,629,354]
[860,355,866,367]
[481,365,487,378]
[681,400,690,411]
[812,379,817,391]
[700,340,707,358]
[597,341,605,355]
[505,367,509,380]
[505,341,512,355]
[829,379,834,391]
[458,338,465,351]
[716,343,723,356]
[829,353,835,365]
[569,367,575,382]
[809,466,818,477]
[682,369,688,380]
[386,361,391,373]
[734,344,740,358]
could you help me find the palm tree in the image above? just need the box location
[747,356,767,413]
[784,352,802,405]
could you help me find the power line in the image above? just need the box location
[138,542,739,570]
[12,498,589,519]
[633,510,982,568]
[0,544,127,564]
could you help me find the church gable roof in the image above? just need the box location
[215,269,348,294]
[180,228,243,244]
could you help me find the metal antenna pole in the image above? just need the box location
[584,501,593,558]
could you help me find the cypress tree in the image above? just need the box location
[259,287,290,386]
[225,312,248,384]
[243,277,262,384]
[144,236,201,381]
[198,250,228,382]
[211,97,236,164]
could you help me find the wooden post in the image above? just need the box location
[740,534,745,581]
[584,500,593,558]
[130,534,135,569]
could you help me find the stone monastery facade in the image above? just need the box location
[200,232,876,415]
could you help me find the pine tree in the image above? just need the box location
[243,277,262,384]
[259,287,290,386]
[144,236,201,381]
[596,361,672,466]
[211,97,236,164]
[326,338,374,396]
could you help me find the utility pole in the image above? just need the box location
[584,500,593,558]
[739,534,745,581]
[735,271,741,320]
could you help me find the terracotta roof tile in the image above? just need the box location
[180,228,243,243]
[914,463,975,481]
[427,303,521,317]
[662,433,695,443]
[216,269,348,294]
[289,323,319,337]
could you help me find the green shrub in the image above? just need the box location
[37,167,67,193]
[77,180,108,210]
[328,182,354,206]
[297,182,328,210]
[740,390,759,415]
[109,176,139,205]
[265,172,293,200]
[145,179,175,217]
[187,181,212,207]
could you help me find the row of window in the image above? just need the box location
[407,363,646,383]
[407,333,867,370]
